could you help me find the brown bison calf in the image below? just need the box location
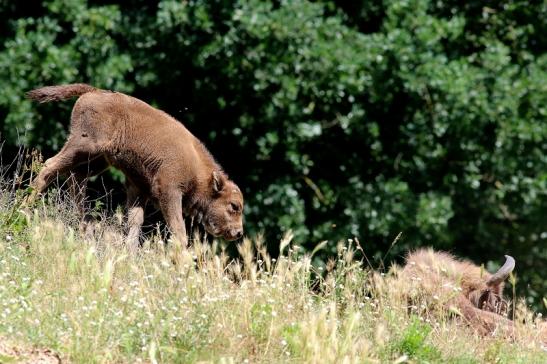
[26,84,244,248]
[400,248,515,336]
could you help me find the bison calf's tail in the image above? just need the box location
[26,83,96,103]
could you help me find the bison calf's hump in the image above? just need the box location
[26,83,245,247]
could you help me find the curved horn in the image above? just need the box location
[487,255,515,286]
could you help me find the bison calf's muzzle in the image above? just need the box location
[225,228,244,241]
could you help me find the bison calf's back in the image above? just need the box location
[26,83,244,248]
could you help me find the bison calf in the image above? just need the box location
[400,248,515,336]
[26,84,244,248]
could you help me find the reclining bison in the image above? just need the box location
[26,83,244,248]
[400,248,516,336]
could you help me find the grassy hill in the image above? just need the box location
[0,187,545,363]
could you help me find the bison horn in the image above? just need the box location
[487,255,515,286]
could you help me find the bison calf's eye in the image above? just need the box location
[230,202,240,212]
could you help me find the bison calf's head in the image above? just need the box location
[203,171,244,241]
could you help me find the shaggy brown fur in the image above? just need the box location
[400,248,515,336]
[26,84,244,248]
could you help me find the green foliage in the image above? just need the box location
[0,0,132,148]
[391,317,442,362]
[0,0,545,309]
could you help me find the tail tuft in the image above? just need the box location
[26,84,96,103]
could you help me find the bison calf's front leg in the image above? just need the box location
[158,189,188,247]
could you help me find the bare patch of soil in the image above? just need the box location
[0,337,62,363]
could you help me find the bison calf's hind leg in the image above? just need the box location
[125,184,147,252]
[29,137,100,202]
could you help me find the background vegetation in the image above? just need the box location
[0,1,545,309]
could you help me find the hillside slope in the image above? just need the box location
[0,190,545,363]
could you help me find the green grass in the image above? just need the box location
[0,187,545,363]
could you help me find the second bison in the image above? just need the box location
[400,248,516,336]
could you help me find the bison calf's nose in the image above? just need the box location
[234,229,243,239]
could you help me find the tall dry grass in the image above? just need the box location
[0,152,545,363]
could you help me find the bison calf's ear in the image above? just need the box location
[212,171,225,193]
